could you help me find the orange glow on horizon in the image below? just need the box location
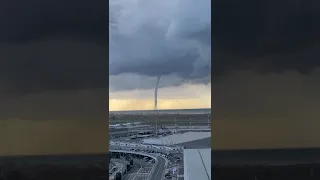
[109,98,211,111]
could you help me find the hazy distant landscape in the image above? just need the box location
[109,108,211,126]
[110,108,211,114]
[110,113,211,126]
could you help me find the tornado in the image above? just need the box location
[154,76,162,110]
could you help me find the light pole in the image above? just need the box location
[207,114,210,128]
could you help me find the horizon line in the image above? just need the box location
[109,107,211,112]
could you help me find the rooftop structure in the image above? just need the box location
[184,149,211,180]
[142,132,211,145]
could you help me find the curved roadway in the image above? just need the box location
[150,156,166,180]
[109,149,167,180]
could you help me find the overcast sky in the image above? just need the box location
[212,0,320,149]
[109,0,211,111]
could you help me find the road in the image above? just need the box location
[177,163,184,180]
[122,163,141,180]
[109,145,185,180]
[150,156,166,180]
[109,145,183,154]
[109,148,168,180]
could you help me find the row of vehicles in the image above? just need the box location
[110,140,184,152]
[110,145,183,180]
[129,131,154,139]
[129,127,174,139]
[143,156,156,164]
[109,122,142,129]
[128,146,182,163]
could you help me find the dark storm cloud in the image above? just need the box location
[212,0,320,76]
[0,0,108,96]
[109,0,211,82]
[109,73,211,92]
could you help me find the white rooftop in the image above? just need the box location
[184,149,211,180]
[142,132,211,145]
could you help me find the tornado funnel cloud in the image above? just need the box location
[154,76,162,110]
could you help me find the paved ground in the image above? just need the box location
[109,145,183,154]
[177,166,184,180]
[150,156,166,180]
[109,149,184,180]
[111,131,212,180]
[174,158,184,180]
[122,158,153,180]
[123,166,151,180]
[177,137,211,149]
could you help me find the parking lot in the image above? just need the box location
[109,130,186,180]
[124,174,148,180]
[123,166,153,180]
